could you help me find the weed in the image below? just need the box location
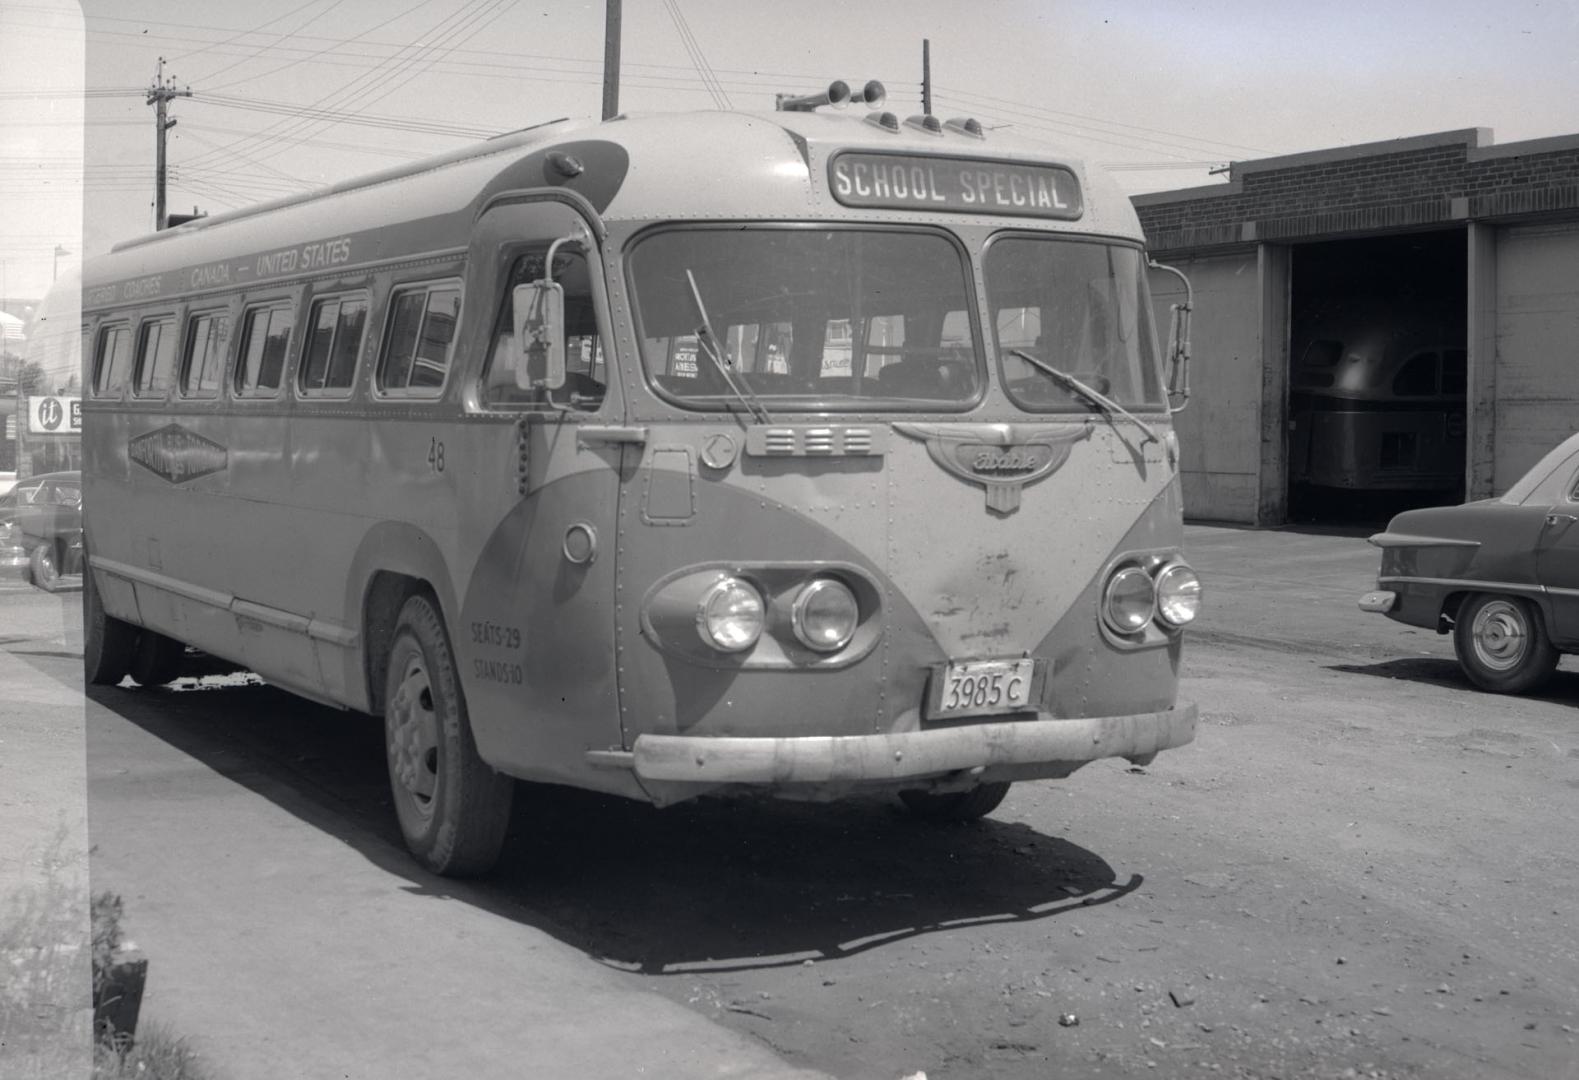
[93,1021,216,1080]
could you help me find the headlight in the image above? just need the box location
[1155,563,1201,628]
[697,576,764,653]
[791,577,859,652]
[1102,566,1156,635]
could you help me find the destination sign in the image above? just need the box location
[829,153,1082,219]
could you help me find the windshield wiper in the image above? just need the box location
[1007,347,1157,445]
[685,269,772,425]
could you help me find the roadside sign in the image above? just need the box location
[26,396,82,435]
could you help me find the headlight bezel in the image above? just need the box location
[790,576,860,653]
[1102,564,1158,636]
[695,575,766,653]
[1154,562,1202,628]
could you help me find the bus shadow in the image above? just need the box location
[87,678,1134,976]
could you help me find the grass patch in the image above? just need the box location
[94,1022,215,1080]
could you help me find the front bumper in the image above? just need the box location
[629,703,1197,786]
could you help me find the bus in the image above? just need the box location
[69,82,1201,875]
[1288,300,1467,499]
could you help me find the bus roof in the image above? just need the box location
[80,108,1142,308]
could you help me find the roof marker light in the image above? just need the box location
[547,151,584,178]
[944,117,986,139]
[905,114,944,135]
[866,111,901,133]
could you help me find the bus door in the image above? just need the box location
[455,197,632,791]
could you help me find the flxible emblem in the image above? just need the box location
[893,422,1093,514]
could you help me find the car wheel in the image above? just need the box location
[1453,593,1558,694]
[384,593,513,876]
[83,562,137,686]
[128,630,185,687]
[899,781,1012,822]
[29,542,60,592]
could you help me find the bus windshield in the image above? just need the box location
[628,227,982,409]
[986,238,1165,412]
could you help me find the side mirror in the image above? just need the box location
[1149,260,1192,414]
[512,280,567,392]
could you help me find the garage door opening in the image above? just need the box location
[1287,230,1468,524]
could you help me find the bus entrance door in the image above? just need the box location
[454,197,635,795]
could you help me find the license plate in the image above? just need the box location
[927,658,1041,720]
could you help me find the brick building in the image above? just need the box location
[1133,128,1579,525]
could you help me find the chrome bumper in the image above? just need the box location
[630,704,1197,785]
[1358,590,1398,614]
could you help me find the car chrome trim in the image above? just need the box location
[1358,590,1397,613]
[1367,532,1482,549]
[1377,573,1543,596]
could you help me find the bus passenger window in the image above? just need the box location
[91,324,132,396]
[379,283,460,395]
[132,317,177,397]
[236,302,295,397]
[180,311,229,398]
[483,249,604,409]
[300,295,368,394]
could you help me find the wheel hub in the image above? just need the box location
[1471,601,1528,671]
[388,657,439,817]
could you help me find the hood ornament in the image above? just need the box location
[892,422,1093,514]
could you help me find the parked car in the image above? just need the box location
[1360,433,1579,693]
[0,471,84,590]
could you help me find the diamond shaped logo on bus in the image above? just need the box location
[893,422,1093,515]
[129,424,229,485]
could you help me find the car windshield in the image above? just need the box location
[985,237,1164,411]
[627,227,982,410]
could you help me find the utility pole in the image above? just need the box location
[922,39,931,116]
[146,58,191,231]
[601,0,622,120]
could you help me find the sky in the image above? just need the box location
[2,0,1578,306]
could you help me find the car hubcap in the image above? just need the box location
[388,655,440,819]
[1471,600,1528,671]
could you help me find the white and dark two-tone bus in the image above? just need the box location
[64,83,1201,874]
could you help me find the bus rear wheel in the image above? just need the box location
[383,594,513,876]
[129,631,185,687]
[83,563,137,686]
[899,781,1011,822]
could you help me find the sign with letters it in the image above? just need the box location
[829,153,1083,220]
[26,396,82,435]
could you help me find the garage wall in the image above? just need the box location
[1149,250,1263,523]
[1493,222,1579,491]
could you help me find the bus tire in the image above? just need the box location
[83,564,137,687]
[1453,592,1557,694]
[383,594,513,876]
[898,781,1011,822]
[128,631,185,687]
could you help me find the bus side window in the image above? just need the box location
[299,294,368,396]
[379,283,460,396]
[132,316,177,398]
[180,310,229,398]
[91,324,132,397]
[235,302,295,398]
[484,249,604,409]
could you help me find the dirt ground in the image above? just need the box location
[5,523,1578,1079]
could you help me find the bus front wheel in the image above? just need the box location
[383,594,513,876]
[129,631,185,687]
[899,781,1011,822]
[83,563,137,686]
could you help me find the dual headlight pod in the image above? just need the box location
[697,575,860,654]
[1101,559,1201,636]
